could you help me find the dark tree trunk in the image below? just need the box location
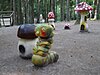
[37,0,40,23]
[97,0,100,19]
[50,0,55,12]
[13,0,16,25]
[45,0,48,22]
[50,0,56,21]
[55,0,57,21]
[74,0,80,25]
[10,0,13,11]
[17,0,23,24]
[29,0,34,24]
[66,0,70,21]
[61,0,64,21]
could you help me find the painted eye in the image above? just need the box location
[40,27,46,37]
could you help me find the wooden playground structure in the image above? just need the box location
[0,11,14,27]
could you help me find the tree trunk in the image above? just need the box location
[55,0,57,21]
[37,0,40,23]
[50,0,55,21]
[10,0,13,10]
[74,0,80,25]
[13,0,16,25]
[53,0,56,21]
[17,0,23,24]
[97,0,100,19]
[50,0,55,11]
[50,0,53,11]
[66,0,70,21]
[29,0,34,24]
[61,0,64,21]
[22,0,27,23]
[45,0,48,22]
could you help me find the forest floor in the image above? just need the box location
[0,20,100,75]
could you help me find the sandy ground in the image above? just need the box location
[0,20,100,75]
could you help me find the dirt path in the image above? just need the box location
[0,20,100,75]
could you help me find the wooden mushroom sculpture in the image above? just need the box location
[75,2,93,32]
[17,24,38,59]
[48,12,55,30]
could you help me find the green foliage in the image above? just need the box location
[0,0,10,11]
[70,0,75,6]
[92,5,97,10]
[0,0,100,23]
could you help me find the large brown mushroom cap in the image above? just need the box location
[17,24,37,39]
[74,2,93,13]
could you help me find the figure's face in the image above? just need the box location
[35,25,54,38]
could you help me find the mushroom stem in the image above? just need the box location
[80,14,88,32]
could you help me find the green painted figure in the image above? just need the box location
[32,24,59,66]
